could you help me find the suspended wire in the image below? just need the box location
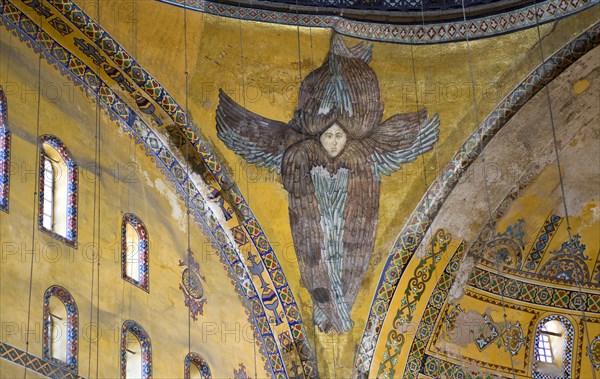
[408,0,446,364]
[87,1,103,376]
[531,5,596,378]
[118,3,139,376]
[307,25,320,374]
[183,0,193,364]
[24,11,44,379]
[236,7,259,378]
[459,0,518,377]
[0,10,13,366]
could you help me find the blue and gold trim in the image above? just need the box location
[158,0,598,44]
[0,85,9,213]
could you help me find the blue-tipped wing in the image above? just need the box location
[367,109,441,177]
[216,89,295,174]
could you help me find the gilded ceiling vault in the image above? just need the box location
[0,0,598,378]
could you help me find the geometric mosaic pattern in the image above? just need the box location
[401,241,465,379]
[157,0,596,44]
[0,85,9,213]
[355,22,600,375]
[523,214,562,272]
[421,354,510,379]
[121,213,150,292]
[468,265,600,313]
[42,285,79,373]
[0,341,82,379]
[37,135,78,247]
[376,230,454,376]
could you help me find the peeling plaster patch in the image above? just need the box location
[188,171,239,248]
[447,255,475,304]
[141,171,186,232]
[447,310,495,347]
[155,177,186,231]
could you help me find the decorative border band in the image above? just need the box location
[0,340,83,379]
[469,266,600,313]
[354,22,600,375]
[0,85,9,213]
[157,0,598,44]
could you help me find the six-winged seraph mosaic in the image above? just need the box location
[216,34,441,333]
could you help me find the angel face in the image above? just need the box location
[319,124,347,158]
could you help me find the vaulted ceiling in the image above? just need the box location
[1,0,598,377]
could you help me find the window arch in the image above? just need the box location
[121,213,149,291]
[121,320,152,379]
[38,135,78,246]
[533,314,574,379]
[184,352,212,379]
[42,285,78,372]
[0,86,10,212]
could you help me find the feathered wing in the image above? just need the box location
[365,109,441,176]
[337,141,379,317]
[216,89,297,173]
[282,140,344,332]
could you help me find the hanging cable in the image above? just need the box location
[24,10,44,379]
[86,1,103,376]
[0,10,13,362]
[182,0,194,365]
[531,5,596,379]
[459,1,518,377]
[235,7,259,378]
[307,24,319,374]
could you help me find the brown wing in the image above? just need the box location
[336,141,380,310]
[283,140,347,331]
[364,109,440,176]
[216,89,298,173]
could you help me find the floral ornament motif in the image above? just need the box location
[179,249,207,320]
[502,322,526,355]
[588,335,600,370]
[233,363,249,379]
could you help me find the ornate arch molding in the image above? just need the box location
[156,0,597,44]
[121,213,150,292]
[184,352,212,379]
[0,1,315,376]
[532,314,576,379]
[121,320,152,379]
[354,22,600,375]
[38,134,79,246]
[43,285,79,373]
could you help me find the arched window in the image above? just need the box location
[38,135,78,246]
[533,315,574,379]
[43,286,78,372]
[121,213,149,291]
[121,321,151,379]
[0,86,10,212]
[184,352,212,379]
